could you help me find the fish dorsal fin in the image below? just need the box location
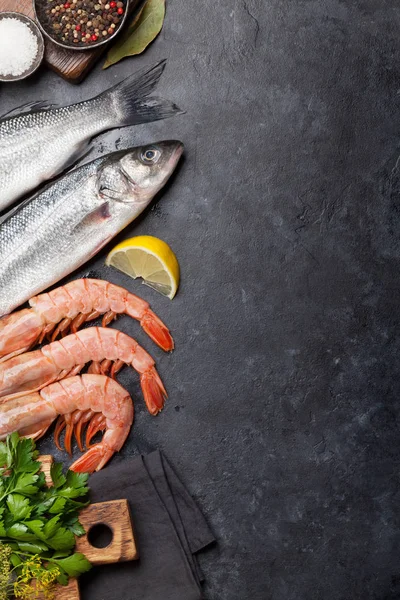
[0,100,56,121]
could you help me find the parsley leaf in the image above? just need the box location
[7,523,36,541]
[0,433,91,585]
[66,471,89,489]
[33,498,53,516]
[25,520,46,539]
[0,434,92,587]
[56,568,69,586]
[17,541,49,554]
[13,473,40,496]
[47,527,75,552]
[50,462,66,489]
[9,436,40,473]
[63,515,86,537]
[53,553,92,578]
[43,515,60,538]
[7,494,32,520]
[57,486,89,499]
[48,497,67,514]
[51,550,70,559]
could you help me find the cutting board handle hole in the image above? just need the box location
[87,523,114,549]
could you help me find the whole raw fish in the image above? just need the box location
[0,140,183,315]
[0,60,181,211]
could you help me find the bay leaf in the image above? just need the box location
[126,2,147,34]
[103,0,166,69]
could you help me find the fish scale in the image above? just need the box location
[0,59,181,211]
[0,141,183,316]
[0,101,110,205]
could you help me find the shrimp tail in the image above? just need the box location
[140,366,168,415]
[70,443,114,473]
[140,310,174,352]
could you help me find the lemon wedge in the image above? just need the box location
[106,236,180,299]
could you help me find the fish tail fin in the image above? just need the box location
[102,59,184,127]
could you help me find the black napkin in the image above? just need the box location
[80,451,215,600]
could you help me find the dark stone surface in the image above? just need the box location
[1,1,400,598]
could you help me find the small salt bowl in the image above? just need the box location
[0,12,44,83]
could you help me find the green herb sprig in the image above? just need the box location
[0,433,91,598]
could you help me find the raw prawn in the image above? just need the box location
[0,327,166,415]
[0,278,174,362]
[0,374,134,473]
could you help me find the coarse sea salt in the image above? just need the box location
[0,18,39,77]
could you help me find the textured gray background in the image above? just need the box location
[1,0,400,598]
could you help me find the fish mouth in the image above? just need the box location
[168,142,184,169]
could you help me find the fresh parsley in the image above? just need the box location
[0,433,91,598]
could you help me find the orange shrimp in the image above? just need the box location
[0,374,134,473]
[0,278,174,362]
[0,327,166,416]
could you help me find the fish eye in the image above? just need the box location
[140,148,161,164]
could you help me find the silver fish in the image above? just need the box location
[0,60,181,211]
[0,140,183,315]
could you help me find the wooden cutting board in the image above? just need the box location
[36,456,138,600]
[0,0,139,83]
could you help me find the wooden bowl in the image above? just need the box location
[34,0,130,52]
[0,12,44,82]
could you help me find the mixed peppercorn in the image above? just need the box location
[41,0,126,46]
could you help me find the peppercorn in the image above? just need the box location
[42,0,125,46]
